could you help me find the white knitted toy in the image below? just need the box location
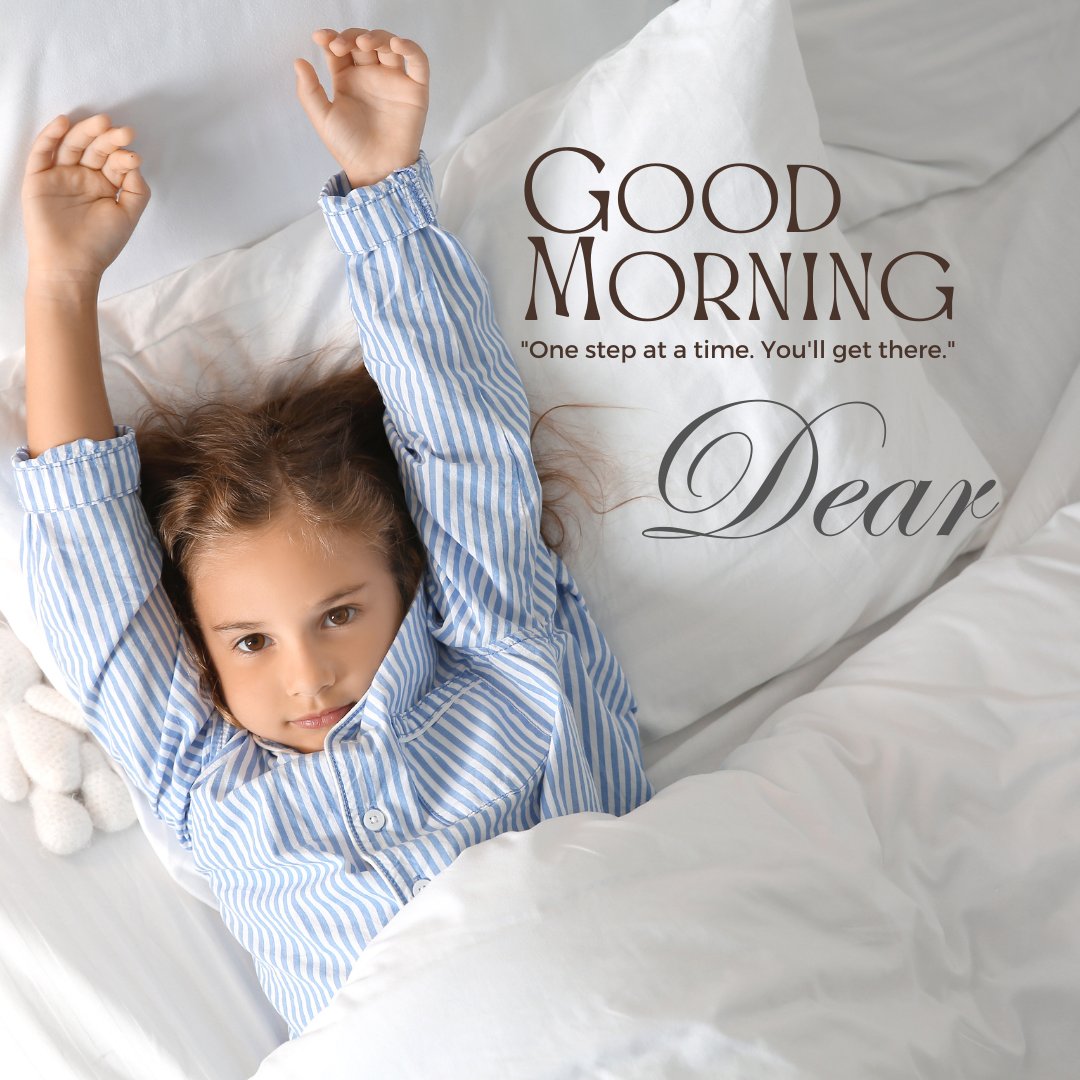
[0,622,136,855]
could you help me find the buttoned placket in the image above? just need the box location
[322,715,427,906]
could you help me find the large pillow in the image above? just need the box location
[0,0,999,747]
[0,0,669,358]
[431,0,1000,738]
[788,0,1080,227]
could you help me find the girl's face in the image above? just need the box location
[189,505,407,753]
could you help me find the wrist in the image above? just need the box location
[26,268,101,306]
[345,154,421,191]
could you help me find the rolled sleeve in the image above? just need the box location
[13,426,139,513]
[318,152,438,255]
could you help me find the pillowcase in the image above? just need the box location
[431,0,1000,739]
[788,0,1080,227]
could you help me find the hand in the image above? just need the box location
[21,113,150,285]
[294,28,430,190]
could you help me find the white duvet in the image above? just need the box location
[255,361,1080,1078]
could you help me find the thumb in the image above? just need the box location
[117,166,151,225]
[294,59,331,128]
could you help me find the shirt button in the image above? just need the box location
[363,808,387,831]
[412,878,431,897]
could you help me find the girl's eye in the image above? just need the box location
[235,634,269,654]
[325,606,358,627]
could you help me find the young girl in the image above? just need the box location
[16,28,653,1038]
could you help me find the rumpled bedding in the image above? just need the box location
[2,2,1079,1077]
[255,360,1080,1079]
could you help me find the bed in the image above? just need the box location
[2,1,1079,1076]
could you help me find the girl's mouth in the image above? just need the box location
[290,704,354,729]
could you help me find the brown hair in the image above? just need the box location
[134,348,632,723]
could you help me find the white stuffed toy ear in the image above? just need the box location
[25,683,89,733]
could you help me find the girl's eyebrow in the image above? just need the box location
[314,583,369,609]
[211,583,369,634]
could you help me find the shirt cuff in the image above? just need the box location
[12,426,140,513]
[318,150,438,255]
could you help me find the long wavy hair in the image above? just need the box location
[134,346,633,723]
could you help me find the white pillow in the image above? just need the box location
[0,0,999,744]
[788,0,1080,227]
[432,0,1000,738]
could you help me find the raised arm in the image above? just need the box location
[21,113,149,456]
[15,114,224,840]
[320,157,551,651]
[297,30,553,651]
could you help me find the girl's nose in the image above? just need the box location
[286,642,336,697]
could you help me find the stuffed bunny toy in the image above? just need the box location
[0,623,135,854]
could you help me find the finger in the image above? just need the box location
[116,165,151,225]
[80,126,135,171]
[335,26,380,67]
[24,115,73,176]
[388,36,430,86]
[375,46,405,72]
[293,59,332,127]
[355,28,399,66]
[55,113,112,167]
[118,162,150,199]
[101,147,141,190]
[313,27,368,75]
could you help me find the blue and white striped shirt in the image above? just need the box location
[13,152,653,1038]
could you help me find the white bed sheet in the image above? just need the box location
[0,799,285,1079]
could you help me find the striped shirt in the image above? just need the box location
[13,152,653,1038]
